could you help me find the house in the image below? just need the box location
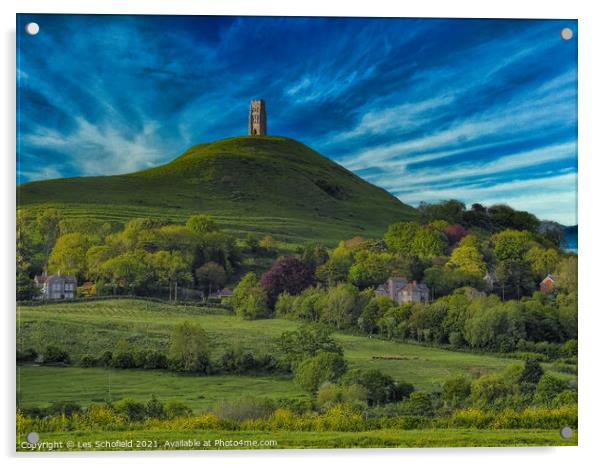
[34,273,77,300]
[540,275,555,294]
[209,288,234,300]
[375,276,430,304]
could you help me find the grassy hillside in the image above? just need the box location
[17,136,417,244]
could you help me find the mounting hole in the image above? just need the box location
[560,426,573,438]
[560,27,573,41]
[26,432,40,444]
[25,22,40,36]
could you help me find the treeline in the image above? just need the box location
[17,210,278,301]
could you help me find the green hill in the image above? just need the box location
[17,136,417,244]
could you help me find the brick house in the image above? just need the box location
[34,273,77,300]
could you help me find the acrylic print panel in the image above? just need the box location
[16,14,578,452]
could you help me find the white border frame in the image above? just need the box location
[3,1,601,465]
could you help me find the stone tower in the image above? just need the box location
[248,99,267,136]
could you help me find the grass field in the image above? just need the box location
[17,136,417,245]
[16,298,576,413]
[16,428,577,451]
[17,366,308,411]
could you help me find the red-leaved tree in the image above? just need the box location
[260,257,315,308]
[444,224,469,245]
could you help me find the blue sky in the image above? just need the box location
[17,15,577,225]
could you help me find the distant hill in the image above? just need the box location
[17,136,417,244]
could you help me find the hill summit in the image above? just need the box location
[17,136,417,243]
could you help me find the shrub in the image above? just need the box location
[534,374,569,406]
[42,346,70,364]
[401,392,434,416]
[143,350,169,370]
[316,383,368,409]
[17,348,38,362]
[112,351,136,369]
[113,398,146,421]
[212,396,274,422]
[471,373,516,407]
[145,395,166,419]
[519,358,544,385]
[561,339,578,357]
[341,369,412,406]
[47,400,82,416]
[98,350,113,367]
[80,354,98,367]
[165,400,192,419]
[442,375,472,407]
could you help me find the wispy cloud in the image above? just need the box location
[16,16,577,224]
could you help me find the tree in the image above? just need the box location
[232,272,269,319]
[348,250,394,288]
[471,373,515,406]
[147,250,192,301]
[384,222,421,256]
[100,250,153,294]
[554,256,577,294]
[278,324,343,366]
[526,246,560,279]
[491,229,533,262]
[488,204,540,233]
[444,224,469,245]
[519,358,544,385]
[534,374,569,406]
[495,259,535,300]
[260,257,314,308]
[186,214,219,235]
[196,261,227,296]
[293,351,347,393]
[298,242,329,270]
[36,208,62,269]
[447,242,486,275]
[341,369,412,405]
[442,375,472,407]
[168,321,210,373]
[320,283,360,330]
[418,200,466,224]
[48,232,91,279]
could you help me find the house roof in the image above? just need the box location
[36,274,77,284]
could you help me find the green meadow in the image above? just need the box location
[17,298,573,412]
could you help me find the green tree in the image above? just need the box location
[278,324,343,366]
[471,373,515,406]
[293,351,348,393]
[168,321,210,373]
[348,250,394,288]
[147,250,192,301]
[231,272,269,319]
[384,222,421,256]
[186,214,219,235]
[447,242,486,275]
[442,375,472,407]
[36,208,62,269]
[320,283,360,329]
[534,374,569,406]
[48,232,91,279]
[554,256,578,294]
[195,261,227,296]
[526,246,560,279]
[491,229,533,262]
